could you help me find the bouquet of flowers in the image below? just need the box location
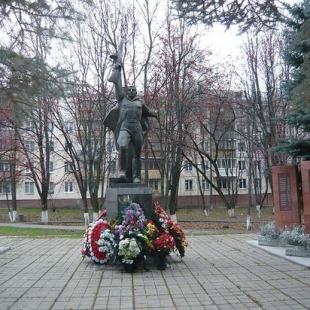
[154,233,175,255]
[118,237,141,263]
[114,203,146,238]
[152,232,175,270]
[152,203,172,233]
[116,233,145,272]
[168,222,188,257]
[141,220,158,253]
[152,203,188,257]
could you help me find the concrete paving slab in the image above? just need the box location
[0,234,310,309]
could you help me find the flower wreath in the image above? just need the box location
[82,219,115,264]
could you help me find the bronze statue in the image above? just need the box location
[104,42,157,183]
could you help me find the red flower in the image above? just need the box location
[154,233,175,253]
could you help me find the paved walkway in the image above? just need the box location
[0,228,310,309]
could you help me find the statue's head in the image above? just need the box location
[127,85,137,99]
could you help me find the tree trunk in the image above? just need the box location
[41,203,48,223]
[168,146,182,215]
[82,197,89,227]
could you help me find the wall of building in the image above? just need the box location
[0,192,273,209]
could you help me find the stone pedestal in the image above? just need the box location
[258,235,286,247]
[105,181,153,219]
[272,165,301,230]
[286,245,310,257]
[300,161,310,234]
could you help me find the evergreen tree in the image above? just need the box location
[172,0,286,32]
[278,1,310,160]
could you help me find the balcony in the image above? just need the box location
[215,168,238,178]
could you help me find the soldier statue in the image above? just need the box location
[104,43,157,183]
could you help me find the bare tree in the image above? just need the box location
[0,45,68,222]
[51,89,110,225]
[52,1,127,224]
[0,106,19,221]
[182,85,244,215]
[148,10,211,217]
[240,31,290,196]
[0,1,89,222]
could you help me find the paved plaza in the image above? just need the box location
[0,229,310,310]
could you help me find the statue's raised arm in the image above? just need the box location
[108,40,124,103]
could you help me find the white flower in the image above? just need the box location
[118,238,141,259]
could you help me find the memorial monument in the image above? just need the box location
[104,41,157,219]
[272,165,301,229]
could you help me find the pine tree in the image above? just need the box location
[172,0,285,32]
[278,1,310,160]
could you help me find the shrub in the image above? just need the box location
[260,222,310,249]
[280,226,310,248]
[260,222,281,239]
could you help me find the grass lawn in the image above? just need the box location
[176,205,274,222]
[0,226,83,238]
[0,206,275,236]
[0,205,274,223]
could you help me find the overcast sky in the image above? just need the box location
[204,24,243,64]
[204,0,299,64]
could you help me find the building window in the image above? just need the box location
[25,182,35,194]
[149,180,159,191]
[219,179,231,189]
[0,181,11,194]
[238,160,246,170]
[47,122,54,132]
[64,121,74,133]
[237,142,245,152]
[0,162,10,171]
[148,158,161,170]
[254,178,261,189]
[0,141,6,151]
[254,161,261,174]
[25,121,35,131]
[48,182,54,194]
[25,162,32,174]
[64,142,72,152]
[48,161,54,172]
[49,141,55,151]
[202,179,210,190]
[184,161,192,172]
[185,179,193,191]
[65,181,73,193]
[239,178,247,189]
[217,159,236,169]
[201,160,209,172]
[218,139,235,150]
[25,141,35,152]
[201,141,209,151]
[64,161,73,172]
